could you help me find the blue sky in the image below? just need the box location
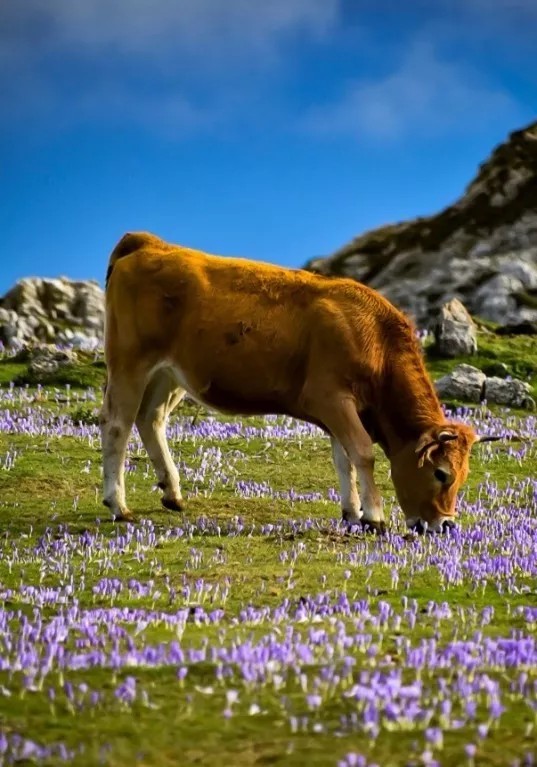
[1,0,535,293]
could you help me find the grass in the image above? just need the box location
[425,328,537,401]
[1,335,537,766]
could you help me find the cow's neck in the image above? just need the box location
[373,351,445,458]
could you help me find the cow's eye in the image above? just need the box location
[434,468,449,483]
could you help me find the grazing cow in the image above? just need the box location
[100,232,497,532]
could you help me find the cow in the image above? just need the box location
[99,231,498,533]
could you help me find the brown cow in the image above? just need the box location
[99,231,497,532]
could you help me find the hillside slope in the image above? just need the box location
[306,121,537,326]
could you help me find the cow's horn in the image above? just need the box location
[437,430,458,443]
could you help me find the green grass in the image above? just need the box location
[0,359,27,385]
[11,352,106,390]
[0,336,537,766]
[426,329,537,400]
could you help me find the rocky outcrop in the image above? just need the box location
[0,277,104,348]
[305,121,537,327]
[435,364,535,409]
[484,376,535,409]
[430,299,478,358]
[435,364,486,404]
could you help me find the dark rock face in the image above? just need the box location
[305,121,537,327]
[495,321,537,336]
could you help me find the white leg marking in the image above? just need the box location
[343,441,384,525]
[357,470,384,523]
[101,391,144,520]
[136,374,186,510]
[331,437,362,523]
[308,396,385,527]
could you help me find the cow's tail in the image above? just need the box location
[105,232,147,290]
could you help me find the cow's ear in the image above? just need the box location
[415,428,458,467]
[415,430,438,467]
[416,430,435,456]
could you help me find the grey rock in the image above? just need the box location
[499,257,537,290]
[430,299,478,357]
[484,377,535,409]
[26,346,76,380]
[0,307,24,346]
[435,363,535,409]
[0,277,105,348]
[35,319,56,343]
[2,280,42,318]
[41,279,76,320]
[435,365,486,403]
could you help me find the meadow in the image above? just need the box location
[0,333,536,767]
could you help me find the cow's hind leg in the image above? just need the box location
[330,437,362,525]
[311,397,385,532]
[99,366,149,522]
[135,370,186,512]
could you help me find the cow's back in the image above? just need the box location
[104,232,411,416]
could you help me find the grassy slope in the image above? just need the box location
[0,333,536,766]
[425,329,537,400]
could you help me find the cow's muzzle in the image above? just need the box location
[406,517,457,535]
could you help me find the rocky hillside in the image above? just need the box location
[305,121,537,327]
[0,277,104,348]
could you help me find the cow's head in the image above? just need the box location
[389,423,500,533]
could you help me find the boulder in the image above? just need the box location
[26,346,76,381]
[435,364,486,403]
[435,363,535,409]
[484,377,535,409]
[430,299,478,357]
[0,307,25,346]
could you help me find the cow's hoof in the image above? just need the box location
[161,497,185,512]
[409,519,456,535]
[103,499,134,522]
[409,519,427,535]
[360,519,387,535]
[341,510,362,527]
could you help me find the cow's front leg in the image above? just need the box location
[331,437,361,525]
[352,441,385,533]
[320,398,385,533]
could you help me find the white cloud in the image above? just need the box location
[1,2,530,141]
[0,0,340,133]
[2,0,338,57]
[303,40,524,141]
